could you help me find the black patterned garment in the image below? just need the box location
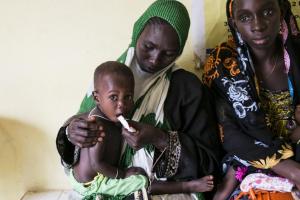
[203,0,300,172]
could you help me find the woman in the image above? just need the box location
[57,1,221,199]
[203,0,300,199]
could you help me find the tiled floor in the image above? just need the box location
[21,190,70,200]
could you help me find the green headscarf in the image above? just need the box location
[131,0,190,54]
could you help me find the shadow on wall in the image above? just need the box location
[0,117,51,200]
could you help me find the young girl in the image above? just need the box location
[203,0,300,199]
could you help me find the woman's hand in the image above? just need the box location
[121,121,168,151]
[67,115,105,148]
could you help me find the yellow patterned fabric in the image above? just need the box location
[249,143,294,169]
[260,88,294,139]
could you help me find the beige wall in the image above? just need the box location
[0,1,196,200]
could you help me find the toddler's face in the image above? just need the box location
[94,74,134,122]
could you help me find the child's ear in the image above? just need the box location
[92,91,100,103]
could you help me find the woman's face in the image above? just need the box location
[135,23,180,73]
[232,0,281,50]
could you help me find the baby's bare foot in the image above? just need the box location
[187,175,214,192]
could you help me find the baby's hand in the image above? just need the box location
[124,167,147,178]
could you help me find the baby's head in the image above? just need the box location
[92,61,134,122]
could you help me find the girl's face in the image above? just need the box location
[232,0,281,50]
[135,23,180,73]
[93,74,134,122]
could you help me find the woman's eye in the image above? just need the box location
[109,95,118,101]
[144,43,154,50]
[164,51,177,57]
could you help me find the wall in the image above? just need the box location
[6,1,300,199]
[0,1,194,200]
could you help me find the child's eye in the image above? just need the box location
[239,14,251,23]
[109,95,118,101]
[263,9,273,17]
